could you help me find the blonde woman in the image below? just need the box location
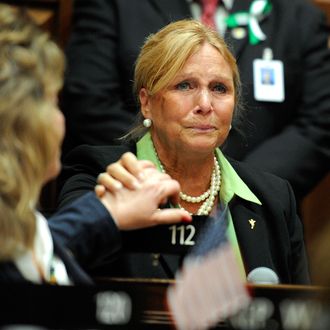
[0,5,190,284]
[59,19,310,284]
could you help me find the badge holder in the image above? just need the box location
[253,48,285,102]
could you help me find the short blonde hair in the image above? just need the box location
[0,5,65,260]
[126,19,241,140]
[134,19,240,100]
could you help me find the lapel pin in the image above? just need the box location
[248,219,256,229]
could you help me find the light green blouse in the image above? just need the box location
[136,132,262,279]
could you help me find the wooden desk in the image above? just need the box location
[0,279,328,329]
[96,278,330,329]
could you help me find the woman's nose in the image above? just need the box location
[194,89,213,113]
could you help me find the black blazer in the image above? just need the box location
[0,193,121,285]
[61,0,330,200]
[58,144,310,284]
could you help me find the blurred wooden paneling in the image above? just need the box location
[1,0,73,47]
[314,0,330,24]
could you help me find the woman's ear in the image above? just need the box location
[139,88,151,118]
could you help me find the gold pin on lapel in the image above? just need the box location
[248,219,256,229]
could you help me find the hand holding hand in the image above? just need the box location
[95,152,155,197]
[96,153,191,230]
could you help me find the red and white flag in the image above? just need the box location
[167,207,251,330]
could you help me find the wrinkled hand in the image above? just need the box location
[96,153,191,230]
[95,152,155,196]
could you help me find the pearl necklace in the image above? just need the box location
[153,146,221,216]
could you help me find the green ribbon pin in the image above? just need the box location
[226,0,272,45]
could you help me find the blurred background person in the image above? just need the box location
[0,4,190,284]
[58,19,309,284]
[60,0,330,204]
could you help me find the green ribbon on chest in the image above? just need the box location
[226,0,272,45]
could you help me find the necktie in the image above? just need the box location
[200,0,219,29]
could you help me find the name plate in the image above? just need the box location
[122,215,209,255]
[0,283,140,328]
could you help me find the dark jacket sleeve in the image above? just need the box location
[49,192,122,269]
[57,144,133,209]
[283,180,310,284]
[61,0,136,154]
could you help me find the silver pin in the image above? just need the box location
[249,219,256,229]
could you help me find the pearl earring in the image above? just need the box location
[229,124,232,130]
[143,118,152,128]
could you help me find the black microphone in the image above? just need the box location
[247,267,280,284]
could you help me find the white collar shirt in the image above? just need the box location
[14,211,71,285]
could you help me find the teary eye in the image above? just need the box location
[176,81,191,91]
[212,83,227,93]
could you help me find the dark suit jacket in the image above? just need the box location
[0,193,121,285]
[62,0,330,200]
[58,144,310,285]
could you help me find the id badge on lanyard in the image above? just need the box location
[253,48,285,102]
